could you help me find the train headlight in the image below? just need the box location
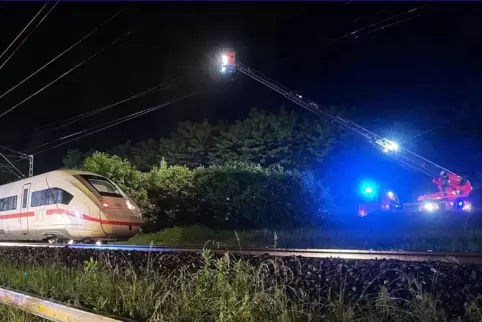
[125,199,136,211]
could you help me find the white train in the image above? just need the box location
[0,170,143,243]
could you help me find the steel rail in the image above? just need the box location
[0,287,130,322]
[0,242,481,264]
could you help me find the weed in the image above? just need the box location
[0,249,480,321]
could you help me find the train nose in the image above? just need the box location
[99,209,142,239]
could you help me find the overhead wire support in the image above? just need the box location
[0,146,33,178]
[0,153,25,179]
[0,5,128,118]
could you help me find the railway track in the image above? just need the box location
[1,242,482,264]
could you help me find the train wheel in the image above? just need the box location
[47,237,58,244]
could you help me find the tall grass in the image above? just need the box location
[0,303,45,321]
[127,225,482,251]
[0,250,480,321]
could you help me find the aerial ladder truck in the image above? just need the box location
[220,51,473,215]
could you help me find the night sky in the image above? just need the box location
[1,2,482,197]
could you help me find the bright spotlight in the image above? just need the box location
[386,141,399,152]
[365,187,373,194]
[376,138,399,153]
[220,66,227,73]
[422,202,439,212]
[95,240,102,246]
[221,54,228,65]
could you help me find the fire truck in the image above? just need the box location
[220,51,473,215]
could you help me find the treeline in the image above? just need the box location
[63,107,339,172]
[61,107,340,231]
[82,152,334,231]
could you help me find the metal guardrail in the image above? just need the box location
[0,287,124,322]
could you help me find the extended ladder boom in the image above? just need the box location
[221,52,466,183]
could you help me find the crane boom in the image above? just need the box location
[221,52,472,200]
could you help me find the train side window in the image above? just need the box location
[51,188,73,205]
[31,188,74,207]
[22,189,28,208]
[0,196,18,211]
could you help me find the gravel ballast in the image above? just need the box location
[1,246,482,319]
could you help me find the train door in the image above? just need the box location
[20,183,31,234]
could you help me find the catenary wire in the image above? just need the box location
[0,153,24,179]
[34,92,199,155]
[0,163,23,179]
[44,75,183,132]
[0,1,59,71]
[333,4,428,42]
[0,30,135,120]
[0,5,127,108]
[0,145,29,157]
[0,2,48,66]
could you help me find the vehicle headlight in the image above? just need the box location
[422,202,439,212]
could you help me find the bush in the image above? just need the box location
[194,162,333,229]
[82,153,333,231]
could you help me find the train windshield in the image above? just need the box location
[79,175,123,198]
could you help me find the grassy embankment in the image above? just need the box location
[0,249,482,322]
[127,224,482,251]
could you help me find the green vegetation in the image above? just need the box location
[127,225,482,252]
[0,250,480,322]
[62,107,339,171]
[0,304,44,322]
[79,153,333,232]
[59,107,339,232]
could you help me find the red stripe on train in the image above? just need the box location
[0,212,35,219]
[0,209,142,226]
[45,209,142,226]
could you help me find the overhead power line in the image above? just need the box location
[0,153,25,179]
[0,30,135,120]
[0,146,33,179]
[0,5,127,115]
[34,91,199,155]
[0,2,49,66]
[44,75,183,131]
[334,4,429,42]
[0,1,59,71]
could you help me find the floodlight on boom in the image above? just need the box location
[376,138,399,153]
[219,51,236,73]
[221,54,228,65]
